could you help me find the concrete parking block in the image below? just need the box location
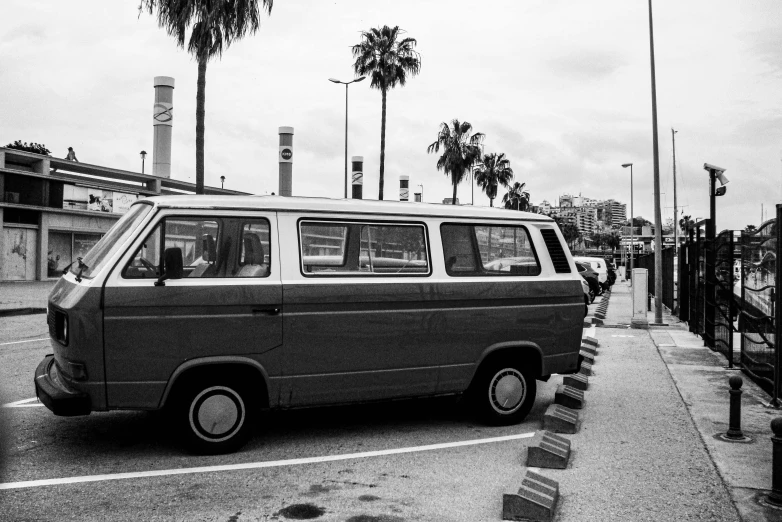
[526,430,572,469]
[543,404,579,434]
[503,468,559,521]
[580,343,597,356]
[555,384,585,409]
[582,336,599,347]
[563,373,588,391]
[579,361,594,376]
[579,350,595,365]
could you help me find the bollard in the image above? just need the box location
[726,375,744,439]
[768,418,782,506]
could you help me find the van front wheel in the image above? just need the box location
[176,381,253,455]
[473,361,536,425]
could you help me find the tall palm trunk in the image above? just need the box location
[451,176,458,205]
[379,88,387,200]
[196,55,207,195]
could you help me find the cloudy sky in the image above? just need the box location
[2,0,781,231]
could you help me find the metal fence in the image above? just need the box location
[677,207,781,403]
[635,247,675,311]
[740,218,777,395]
[713,229,735,365]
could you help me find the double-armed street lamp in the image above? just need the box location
[622,163,634,285]
[329,76,366,198]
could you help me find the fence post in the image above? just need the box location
[774,205,782,407]
[728,231,734,368]
[706,219,716,349]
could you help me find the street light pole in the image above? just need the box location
[220,175,225,189]
[648,0,664,324]
[140,150,147,174]
[329,76,365,198]
[418,183,424,202]
[622,163,634,285]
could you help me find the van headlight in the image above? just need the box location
[55,311,69,346]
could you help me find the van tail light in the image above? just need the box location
[55,311,69,346]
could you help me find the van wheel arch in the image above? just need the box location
[471,344,544,383]
[162,361,270,410]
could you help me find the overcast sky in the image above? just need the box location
[2,0,781,231]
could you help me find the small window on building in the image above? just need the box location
[441,224,541,276]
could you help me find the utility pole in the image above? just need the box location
[672,128,678,257]
[648,0,664,324]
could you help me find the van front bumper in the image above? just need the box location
[35,355,91,416]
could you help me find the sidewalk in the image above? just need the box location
[0,280,56,315]
[558,281,780,521]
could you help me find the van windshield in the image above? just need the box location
[70,203,153,279]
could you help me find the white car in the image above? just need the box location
[573,256,608,284]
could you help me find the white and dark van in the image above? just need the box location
[36,196,585,453]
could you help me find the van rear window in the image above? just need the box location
[441,224,541,276]
[300,221,429,276]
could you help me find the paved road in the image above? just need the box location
[0,314,558,521]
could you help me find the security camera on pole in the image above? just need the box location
[704,163,729,348]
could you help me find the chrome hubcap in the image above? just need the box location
[190,386,244,442]
[489,369,525,414]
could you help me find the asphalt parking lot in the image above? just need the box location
[1,313,560,522]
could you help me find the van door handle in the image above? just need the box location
[252,307,281,315]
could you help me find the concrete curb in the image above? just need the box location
[0,307,47,317]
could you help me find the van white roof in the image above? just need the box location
[139,195,555,222]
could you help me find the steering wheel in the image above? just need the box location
[133,257,157,273]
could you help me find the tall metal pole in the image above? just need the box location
[649,0,664,324]
[623,163,634,285]
[672,128,678,258]
[631,165,634,285]
[672,128,679,313]
[330,76,365,199]
[344,83,348,199]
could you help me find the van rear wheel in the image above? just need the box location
[473,361,536,425]
[176,380,254,455]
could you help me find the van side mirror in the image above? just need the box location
[155,247,183,286]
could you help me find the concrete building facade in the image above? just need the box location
[0,147,245,281]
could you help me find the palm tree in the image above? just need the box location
[352,25,421,200]
[139,0,272,195]
[427,120,484,205]
[474,153,513,207]
[503,182,530,211]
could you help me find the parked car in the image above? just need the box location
[580,278,591,315]
[37,196,586,454]
[575,261,600,301]
[573,256,608,284]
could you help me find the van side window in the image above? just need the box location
[236,221,271,278]
[300,221,429,276]
[123,218,222,279]
[123,217,272,279]
[441,224,541,276]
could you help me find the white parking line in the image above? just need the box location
[0,432,535,490]
[0,338,49,347]
[2,398,44,408]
